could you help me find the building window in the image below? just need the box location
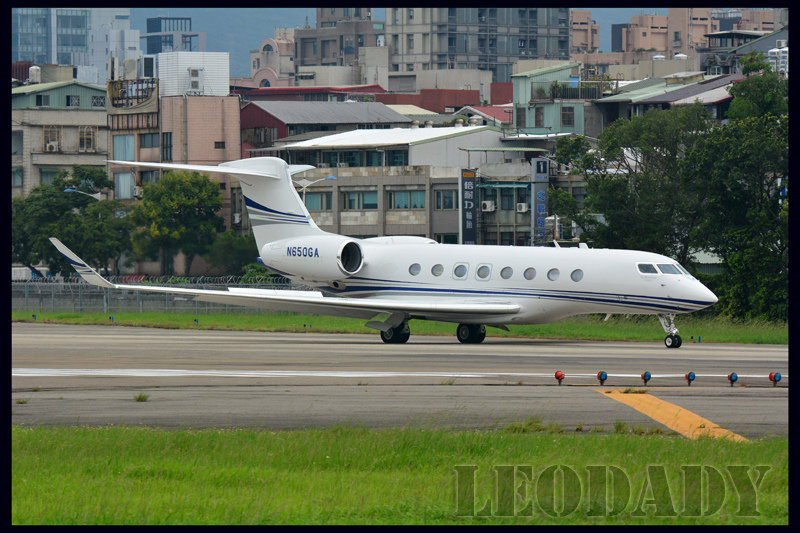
[389,190,425,209]
[162,132,172,162]
[407,35,414,50]
[36,94,50,107]
[435,190,456,210]
[66,95,80,107]
[43,126,62,152]
[79,126,97,152]
[434,234,458,244]
[344,191,378,210]
[215,141,226,149]
[113,134,135,160]
[114,172,135,199]
[304,192,333,211]
[535,106,544,128]
[91,95,105,108]
[561,106,575,127]
[500,188,515,210]
[41,169,60,186]
[516,107,526,129]
[13,168,23,188]
[139,133,159,149]
[386,150,408,166]
[141,170,160,184]
[409,9,414,20]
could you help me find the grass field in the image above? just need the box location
[11,311,788,345]
[11,425,788,525]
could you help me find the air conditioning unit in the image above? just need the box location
[318,163,330,168]
[776,40,787,48]
[190,68,200,77]
[516,203,529,213]
[133,186,142,198]
[481,200,496,212]
[46,142,59,152]
[337,162,348,167]
[233,213,241,224]
[190,80,200,89]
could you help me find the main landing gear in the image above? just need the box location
[456,324,486,344]
[657,313,683,349]
[379,322,410,344]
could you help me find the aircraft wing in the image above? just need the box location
[50,238,520,321]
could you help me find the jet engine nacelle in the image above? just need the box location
[260,234,364,281]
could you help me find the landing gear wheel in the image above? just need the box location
[456,324,486,344]
[380,323,410,344]
[665,335,678,349]
[674,335,682,348]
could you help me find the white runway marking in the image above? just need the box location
[11,368,785,380]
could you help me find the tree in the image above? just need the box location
[11,166,130,278]
[726,51,788,121]
[204,230,257,276]
[684,114,788,320]
[552,104,713,265]
[130,171,224,276]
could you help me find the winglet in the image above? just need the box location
[49,238,116,289]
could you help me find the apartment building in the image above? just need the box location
[384,8,571,83]
[12,81,110,198]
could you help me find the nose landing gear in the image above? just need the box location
[658,314,683,349]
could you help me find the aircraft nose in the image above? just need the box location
[699,283,718,307]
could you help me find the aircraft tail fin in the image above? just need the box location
[106,157,325,253]
[222,158,326,250]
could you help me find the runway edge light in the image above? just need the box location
[641,371,651,386]
[555,370,564,385]
[597,371,607,386]
[769,372,782,387]
[685,372,695,386]
[728,372,738,387]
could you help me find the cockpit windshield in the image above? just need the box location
[657,264,681,275]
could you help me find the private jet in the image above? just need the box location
[51,157,718,348]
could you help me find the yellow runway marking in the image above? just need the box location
[595,389,747,442]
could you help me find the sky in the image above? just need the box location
[130,8,673,78]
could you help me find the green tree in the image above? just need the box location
[130,170,224,276]
[552,105,713,265]
[204,230,257,276]
[726,51,789,121]
[11,166,130,278]
[684,115,788,320]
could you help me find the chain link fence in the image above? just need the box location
[12,276,305,315]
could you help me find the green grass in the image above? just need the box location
[11,425,787,524]
[11,312,788,345]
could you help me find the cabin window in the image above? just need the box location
[500,266,513,279]
[524,267,536,280]
[547,268,560,281]
[453,264,468,279]
[657,264,681,275]
[476,265,491,279]
[408,263,421,276]
[431,264,444,276]
[570,269,583,282]
[637,263,658,274]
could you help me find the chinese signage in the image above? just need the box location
[459,169,478,245]
[531,158,549,246]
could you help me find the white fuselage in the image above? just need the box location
[263,239,717,326]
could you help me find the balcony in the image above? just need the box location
[529,79,620,102]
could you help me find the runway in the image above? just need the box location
[12,323,788,439]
